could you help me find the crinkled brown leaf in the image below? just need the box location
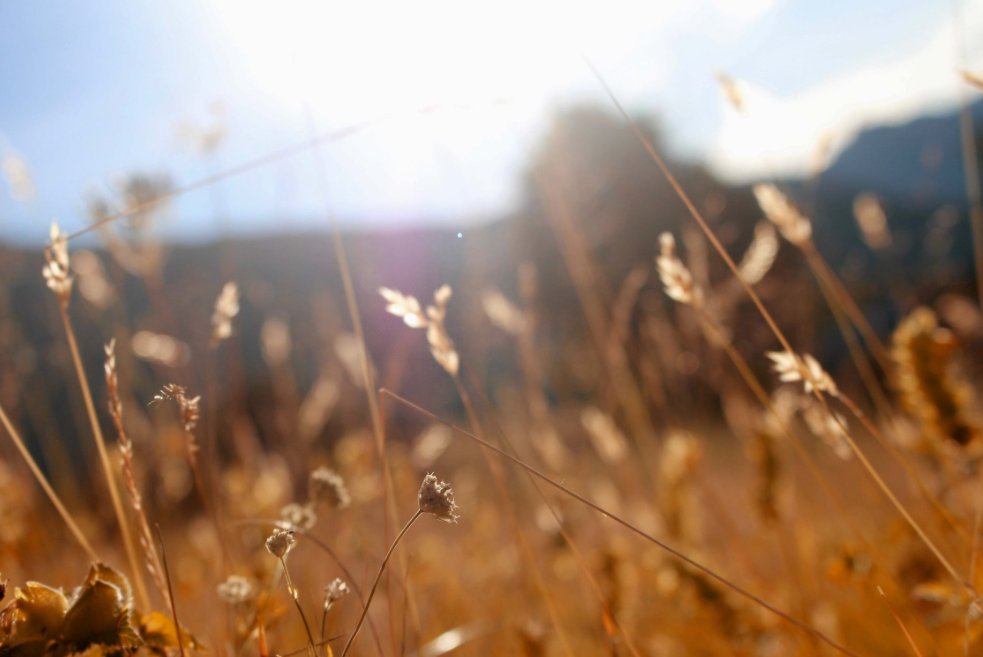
[60,580,129,647]
[0,581,70,651]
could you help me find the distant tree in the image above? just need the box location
[512,104,754,327]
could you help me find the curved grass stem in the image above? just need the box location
[340,510,422,657]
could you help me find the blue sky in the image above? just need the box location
[1,0,980,244]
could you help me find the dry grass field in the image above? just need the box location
[2,34,983,657]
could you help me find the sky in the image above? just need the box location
[0,0,981,244]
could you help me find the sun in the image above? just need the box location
[207,0,579,123]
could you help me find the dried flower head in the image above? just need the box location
[379,285,460,376]
[767,351,838,397]
[309,467,351,509]
[753,184,813,246]
[418,473,459,523]
[217,575,254,605]
[43,222,73,304]
[323,578,350,611]
[656,233,703,307]
[280,503,317,531]
[211,281,240,344]
[265,528,296,559]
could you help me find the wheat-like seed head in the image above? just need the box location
[891,307,981,452]
[767,351,838,397]
[656,233,703,307]
[753,184,812,246]
[738,222,779,285]
[379,287,427,328]
[211,281,239,344]
[378,285,460,376]
[43,222,73,304]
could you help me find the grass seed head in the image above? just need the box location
[211,281,240,344]
[656,232,703,307]
[379,287,427,328]
[738,221,779,285]
[379,285,459,375]
[43,222,73,304]
[767,351,838,397]
[753,184,813,246]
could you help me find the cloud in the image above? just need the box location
[708,4,983,182]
